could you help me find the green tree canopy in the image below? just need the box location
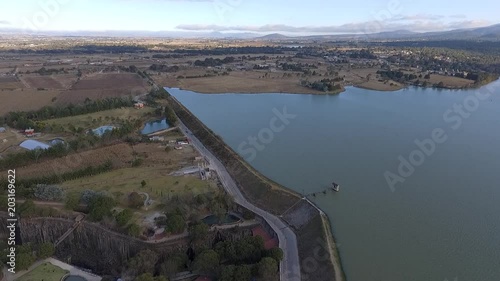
[188,222,209,244]
[193,250,219,274]
[115,208,134,227]
[128,249,160,275]
[37,242,55,259]
[88,195,116,221]
[166,213,185,234]
[265,247,284,263]
[257,257,278,281]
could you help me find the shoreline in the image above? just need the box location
[168,94,346,281]
[169,78,499,95]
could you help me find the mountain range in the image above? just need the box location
[1,24,500,41]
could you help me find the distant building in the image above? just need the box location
[24,128,35,137]
[174,145,183,150]
[149,136,165,142]
[0,127,6,133]
[134,102,144,109]
[19,140,50,151]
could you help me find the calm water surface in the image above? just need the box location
[141,118,170,135]
[168,81,500,281]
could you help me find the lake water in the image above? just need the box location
[141,118,170,135]
[167,81,500,281]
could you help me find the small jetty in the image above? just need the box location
[331,182,340,192]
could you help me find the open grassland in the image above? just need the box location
[16,262,68,281]
[62,166,215,202]
[72,73,147,90]
[45,107,155,129]
[426,74,474,88]
[20,75,67,89]
[0,76,24,90]
[54,73,149,105]
[0,128,25,153]
[0,89,60,116]
[153,71,326,94]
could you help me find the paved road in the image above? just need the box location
[178,121,301,281]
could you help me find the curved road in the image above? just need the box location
[178,121,301,281]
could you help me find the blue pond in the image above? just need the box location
[92,125,115,136]
[141,119,170,135]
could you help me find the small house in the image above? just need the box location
[24,128,35,137]
[134,102,144,109]
[0,127,6,133]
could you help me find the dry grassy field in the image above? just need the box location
[20,75,66,89]
[0,76,24,90]
[0,127,25,153]
[56,73,149,104]
[427,74,474,88]
[154,71,325,94]
[0,89,60,116]
[72,73,146,90]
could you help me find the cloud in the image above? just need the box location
[0,20,10,26]
[176,19,492,34]
[388,14,444,22]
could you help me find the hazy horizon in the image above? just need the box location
[0,0,498,35]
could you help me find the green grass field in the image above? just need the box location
[46,107,155,129]
[61,166,216,206]
[16,262,68,281]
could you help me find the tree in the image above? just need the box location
[141,180,147,188]
[129,192,144,209]
[19,200,36,217]
[116,209,134,226]
[233,265,252,281]
[193,250,219,274]
[135,273,154,281]
[257,257,278,281]
[166,213,185,234]
[160,255,185,277]
[218,264,235,281]
[128,223,142,237]
[265,247,284,263]
[37,242,55,259]
[88,195,116,221]
[188,222,209,244]
[128,250,159,275]
[65,193,81,210]
[16,253,35,271]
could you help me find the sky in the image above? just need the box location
[0,0,498,35]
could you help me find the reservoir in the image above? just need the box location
[141,118,170,135]
[168,80,500,281]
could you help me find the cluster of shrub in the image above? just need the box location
[301,79,344,93]
[194,57,235,67]
[0,242,55,272]
[149,64,180,73]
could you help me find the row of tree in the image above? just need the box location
[3,96,134,130]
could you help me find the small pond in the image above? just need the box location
[92,125,115,136]
[202,214,241,226]
[141,118,170,135]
